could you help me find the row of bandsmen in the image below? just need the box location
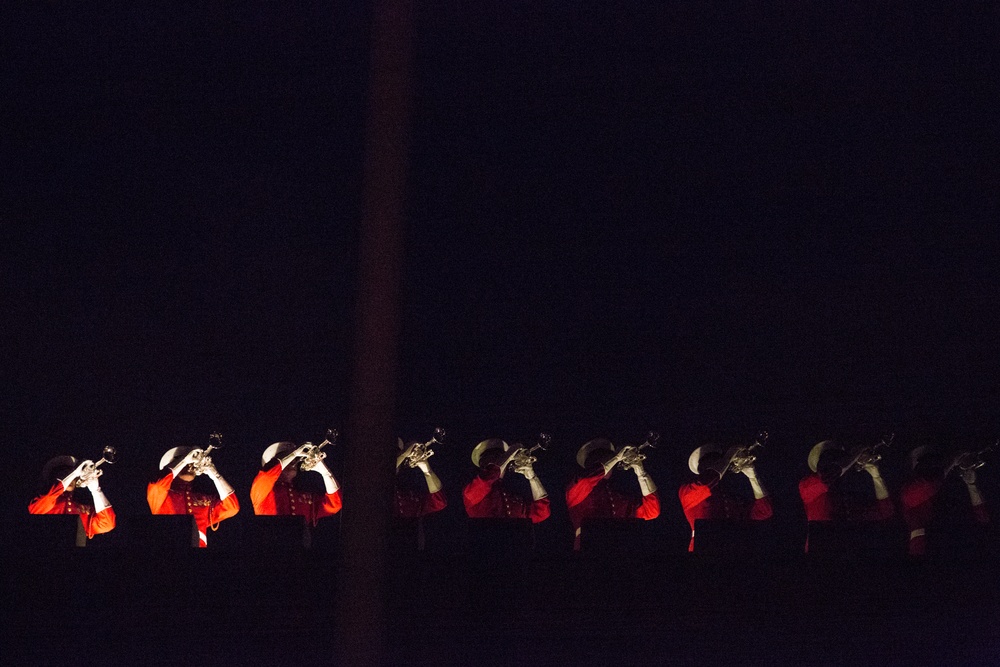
[29,435,990,554]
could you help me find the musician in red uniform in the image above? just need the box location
[678,444,773,552]
[29,455,116,539]
[394,437,447,518]
[147,446,240,547]
[798,440,894,552]
[463,438,550,523]
[565,438,660,550]
[250,441,342,523]
[901,446,990,556]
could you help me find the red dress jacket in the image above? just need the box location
[29,482,116,539]
[900,478,989,555]
[393,487,447,518]
[799,472,894,553]
[250,465,342,524]
[678,482,773,552]
[463,466,550,523]
[147,472,240,547]
[798,473,895,522]
[566,468,660,549]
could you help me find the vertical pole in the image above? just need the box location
[337,0,414,665]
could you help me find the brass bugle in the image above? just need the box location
[953,439,997,474]
[404,427,444,468]
[851,433,894,472]
[300,429,338,471]
[76,445,118,485]
[505,432,552,470]
[729,430,768,474]
[617,432,658,470]
[190,443,219,476]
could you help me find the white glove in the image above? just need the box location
[171,449,202,478]
[633,465,657,496]
[864,464,890,500]
[528,475,548,501]
[87,481,112,513]
[601,450,627,477]
[60,460,92,490]
[280,443,311,470]
[416,461,442,494]
[203,464,235,499]
[514,462,536,480]
[313,461,340,494]
[741,466,767,500]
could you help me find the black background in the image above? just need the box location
[4,2,999,534]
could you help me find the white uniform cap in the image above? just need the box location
[576,438,615,468]
[471,439,509,468]
[688,444,724,475]
[261,442,296,467]
[159,446,195,471]
[807,440,841,473]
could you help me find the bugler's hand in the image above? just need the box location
[197,459,218,477]
[62,460,91,486]
[514,462,536,480]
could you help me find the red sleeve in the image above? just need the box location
[209,492,240,529]
[529,497,551,523]
[147,472,174,514]
[566,469,605,509]
[900,479,940,510]
[678,482,712,513]
[85,507,116,538]
[28,482,65,515]
[250,466,281,515]
[463,475,498,514]
[635,491,660,520]
[749,496,773,520]
[423,490,447,515]
[316,490,343,518]
[798,474,826,505]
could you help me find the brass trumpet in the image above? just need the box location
[506,433,552,471]
[300,429,338,472]
[189,432,223,476]
[953,440,997,475]
[404,427,445,468]
[729,430,768,474]
[76,445,118,486]
[617,431,659,470]
[851,433,894,472]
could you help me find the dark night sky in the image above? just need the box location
[3,2,999,520]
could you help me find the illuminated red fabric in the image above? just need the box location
[798,472,894,552]
[798,473,894,522]
[678,481,773,551]
[901,478,990,556]
[147,472,240,547]
[462,467,550,523]
[28,482,116,538]
[250,465,342,525]
[566,468,660,549]
[393,487,447,518]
